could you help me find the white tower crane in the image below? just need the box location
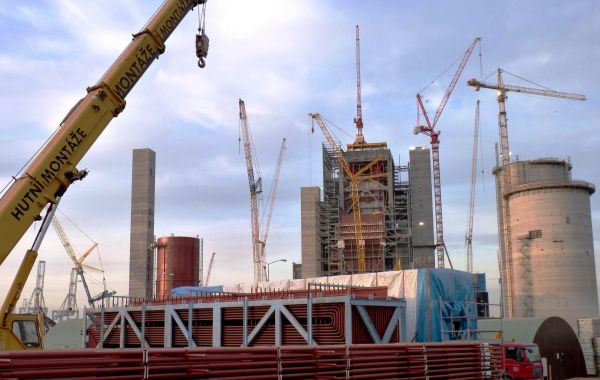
[239,99,264,283]
[468,68,586,317]
[465,100,480,273]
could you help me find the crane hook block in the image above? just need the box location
[196,30,209,68]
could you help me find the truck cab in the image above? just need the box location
[503,342,543,380]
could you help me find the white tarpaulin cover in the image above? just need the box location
[225,268,475,342]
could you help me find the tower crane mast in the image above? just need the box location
[467,68,586,317]
[239,99,264,283]
[353,25,364,144]
[415,37,481,269]
[465,100,480,273]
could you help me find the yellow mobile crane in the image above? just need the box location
[0,0,209,350]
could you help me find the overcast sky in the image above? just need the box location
[1,0,599,311]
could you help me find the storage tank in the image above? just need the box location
[494,158,598,328]
[154,235,200,299]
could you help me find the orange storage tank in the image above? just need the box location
[155,236,200,299]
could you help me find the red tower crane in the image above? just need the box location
[414,37,481,269]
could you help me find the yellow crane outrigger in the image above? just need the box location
[0,0,209,350]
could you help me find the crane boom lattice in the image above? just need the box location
[466,100,480,273]
[239,99,265,283]
[415,37,481,269]
[259,138,287,263]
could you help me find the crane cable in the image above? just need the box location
[196,2,209,68]
[56,209,112,294]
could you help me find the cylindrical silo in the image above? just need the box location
[494,158,598,328]
[154,235,200,299]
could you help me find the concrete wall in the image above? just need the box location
[499,159,598,328]
[300,187,320,278]
[409,147,435,268]
[129,148,156,298]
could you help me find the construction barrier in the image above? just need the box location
[0,342,502,379]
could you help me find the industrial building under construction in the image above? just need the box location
[299,26,437,278]
[300,144,435,277]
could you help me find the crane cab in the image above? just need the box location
[1,313,43,350]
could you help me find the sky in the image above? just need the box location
[0,0,599,312]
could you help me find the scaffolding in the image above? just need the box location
[317,143,411,276]
[517,234,534,317]
[392,163,411,269]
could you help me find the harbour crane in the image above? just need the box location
[465,100,480,273]
[414,37,481,269]
[258,138,287,266]
[467,68,586,317]
[204,252,216,286]
[309,113,387,273]
[18,261,47,315]
[52,268,79,322]
[239,99,265,283]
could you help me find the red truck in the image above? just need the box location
[502,342,544,380]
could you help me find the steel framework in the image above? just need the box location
[87,290,406,349]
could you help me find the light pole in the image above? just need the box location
[266,259,287,282]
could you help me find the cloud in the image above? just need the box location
[1,0,599,312]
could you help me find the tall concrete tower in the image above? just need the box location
[409,147,435,268]
[129,148,156,298]
[495,158,598,328]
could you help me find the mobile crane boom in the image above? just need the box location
[0,0,209,350]
[0,0,208,267]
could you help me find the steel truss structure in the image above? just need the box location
[87,292,406,349]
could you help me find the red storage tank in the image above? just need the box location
[155,235,200,299]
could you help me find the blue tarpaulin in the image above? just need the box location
[171,285,224,297]
[415,268,477,342]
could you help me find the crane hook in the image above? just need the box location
[196,29,209,69]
